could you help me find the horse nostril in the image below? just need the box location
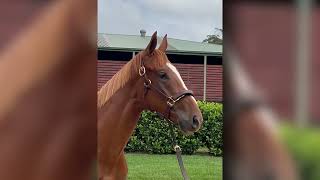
[192,115,200,129]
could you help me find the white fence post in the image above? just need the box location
[203,56,207,101]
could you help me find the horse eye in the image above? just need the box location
[159,71,168,80]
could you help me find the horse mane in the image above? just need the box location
[97,49,168,108]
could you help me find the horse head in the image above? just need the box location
[139,31,203,134]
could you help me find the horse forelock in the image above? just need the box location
[146,50,168,69]
[97,49,168,108]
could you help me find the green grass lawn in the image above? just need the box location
[126,153,222,180]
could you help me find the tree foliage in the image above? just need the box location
[203,28,223,45]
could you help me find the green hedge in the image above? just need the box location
[197,101,223,155]
[280,124,320,180]
[125,101,223,156]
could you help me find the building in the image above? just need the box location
[97,31,223,102]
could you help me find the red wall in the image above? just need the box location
[97,60,223,102]
[207,65,223,102]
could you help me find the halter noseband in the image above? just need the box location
[138,62,194,123]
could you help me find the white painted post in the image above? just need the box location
[203,56,207,101]
[132,51,135,58]
[295,0,313,127]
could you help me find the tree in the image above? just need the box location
[203,28,223,45]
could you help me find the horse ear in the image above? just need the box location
[158,34,168,52]
[145,31,157,55]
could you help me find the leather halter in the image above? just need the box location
[138,62,194,122]
[138,61,192,180]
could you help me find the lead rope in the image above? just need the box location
[168,122,190,180]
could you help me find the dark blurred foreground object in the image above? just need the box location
[223,0,320,178]
[223,53,299,180]
[224,0,320,124]
[0,0,96,180]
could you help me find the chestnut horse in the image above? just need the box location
[98,32,203,180]
[224,53,298,180]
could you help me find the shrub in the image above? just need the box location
[125,101,223,156]
[125,111,201,154]
[196,101,223,156]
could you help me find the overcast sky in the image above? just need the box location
[98,0,222,42]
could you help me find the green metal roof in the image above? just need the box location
[97,33,222,56]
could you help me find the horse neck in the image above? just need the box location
[107,77,144,116]
[98,76,145,156]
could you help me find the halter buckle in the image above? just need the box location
[144,79,152,87]
[167,97,175,107]
[139,66,146,76]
